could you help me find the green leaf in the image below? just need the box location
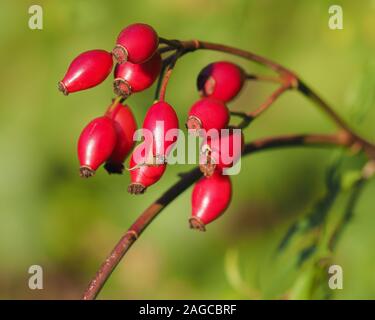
[341,170,362,190]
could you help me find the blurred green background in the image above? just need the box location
[1,0,375,299]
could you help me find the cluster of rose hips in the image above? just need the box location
[58,23,245,231]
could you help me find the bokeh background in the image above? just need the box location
[1,0,375,299]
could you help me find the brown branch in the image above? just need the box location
[245,73,284,84]
[158,45,176,55]
[178,40,291,73]
[158,50,184,101]
[231,84,290,129]
[81,39,375,300]
[82,132,351,300]
[166,39,375,157]
[230,110,252,128]
[154,55,174,101]
[159,38,184,49]
[248,85,289,118]
[297,80,375,157]
[159,39,375,153]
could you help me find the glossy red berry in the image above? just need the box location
[142,101,179,163]
[104,103,137,174]
[197,61,245,102]
[200,129,244,176]
[58,50,113,95]
[186,97,229,134]
[128,143,167,194]
[78,116,117,178]
[113,23,159,64]
[113,52,162,98]
[190,171,232,231]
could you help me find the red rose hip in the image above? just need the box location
[186,97,230,134]
[58,50,113,95]
[113,23,159,64]
[200,128,244,177]
[78,116,117,178]
[128,143,167,194]
[190,171,232,231]
[197,61,245,102]
[113,52,162,98]
[142,101,179,163]
[104,103,137,174]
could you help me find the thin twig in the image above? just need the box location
[154,55,174,101]
[104,95,125,116]
[230,111,253,128]
[248,85,289,118]
[156,38,375,154]
[171,39,375,156]
[159,37,183,49]
[245,73,284,84]
[297,80,375,156]
[82,132,351,300]
[230,85,290,129]
[158,50,184,101]
[158,45,176,55]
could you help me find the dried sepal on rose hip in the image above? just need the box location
[190,171,232,231]
[127,143,167,195]
[113,52,162,98]
[199,128,244,177]
[197,61,245,102]
[113,23,159,64]
[142,100,179,164]
[186,97,230,135]
[58,50,113,95]
[104,102,137,174]
[77,116,117,178]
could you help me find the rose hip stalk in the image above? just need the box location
[197,61,245,102]
[142,101,179,163]
[200,128,244,176]
[113,23,159,64]
[186,97,230,134]
[113,52,162,98]
[104,103,137,174]
[128,143,167,194]
[190,171,232,231]
[58,50,113,95]
[77,116,117,178]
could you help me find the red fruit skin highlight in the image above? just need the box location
[58,50,113,95]
[113,52,162,98]
[113,23,159,64]
[190,171,232,231]
[104,103,137,174]
[187,97,229,133]
[128,143,167,194]
[77,116,117,178]
[197,61,245,102]
[142,101,179,162]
